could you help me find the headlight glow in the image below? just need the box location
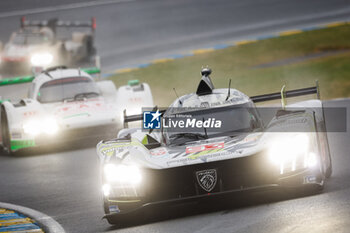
[23,117,59,136]
[269,134,309,165]
[42,117,59,135]
[104,164,142,184]
[23,119,41,136]
[30,53,53,66]
[305,152,318,168]
[102,184,111,196]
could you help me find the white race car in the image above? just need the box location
[0,17,97,74]
[0,66,153,154]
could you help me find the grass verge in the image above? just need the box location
[110,24,350,106]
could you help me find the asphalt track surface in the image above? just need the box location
[1,0,350,232]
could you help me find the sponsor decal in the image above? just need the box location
[150,148,167,157]
[200,102,210,107]
[128,97,143,103]
[54,100,110,115]
[186,142,224,154]
[196,169,217,192]
[11,132,22,139]
[143,110,161,129]
[242,134,261,143]
[99,139,145,157]
[167,150,236,167]
[79,104,89,108]
[101,147,119,156]
[109,205,120,213]
[23,111,37,117]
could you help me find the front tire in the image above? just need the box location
[1,106,12,155]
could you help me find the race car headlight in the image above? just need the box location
[268,134,310,166]
[23,119,41,136]
[23,117,59,135]
[42,117,59,135]
[104,164,142,184]
[30,53,53,66]
[102,184,111,196]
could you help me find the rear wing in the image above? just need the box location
[0,67,101,86]
[251,83,320,103]
[20,16,96,33]
[122,83,320,127]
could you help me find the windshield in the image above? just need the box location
[37,77,100,103]
[13,33,50,45]
[163,103,262,145]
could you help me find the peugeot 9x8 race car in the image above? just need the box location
[0,16,97,74]
[97,68,332,224]
[0,66,154,154]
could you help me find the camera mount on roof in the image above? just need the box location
[196,67,215,96]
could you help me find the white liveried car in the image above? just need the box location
[0,17,97,74]
[0,66,153,154]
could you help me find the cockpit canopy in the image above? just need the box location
[37,76,100,103]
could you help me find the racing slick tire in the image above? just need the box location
[1,106,13,155]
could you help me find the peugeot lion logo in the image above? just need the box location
[196,169,217,192]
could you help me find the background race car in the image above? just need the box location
[97,68,332,224]
[0,16,97,75]
[0,66,154,155]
